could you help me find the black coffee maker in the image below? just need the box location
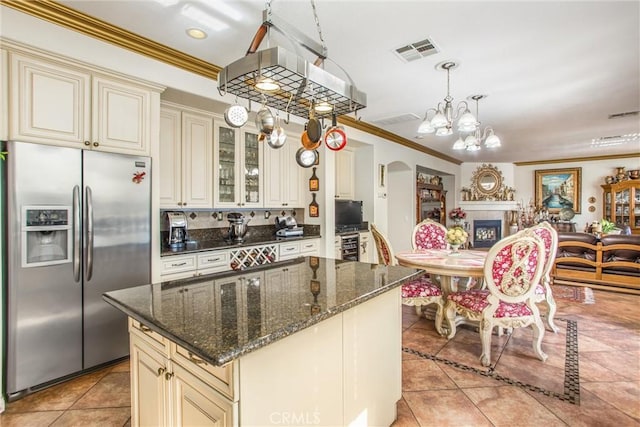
[166,212,187,248]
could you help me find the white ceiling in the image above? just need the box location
[58,0,640,164]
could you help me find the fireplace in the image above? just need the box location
[473,220,502,248]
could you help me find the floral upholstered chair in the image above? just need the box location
[370,224,445,334]
[527,221,559,333]
[444,233,547,366]
[411,219,448,250]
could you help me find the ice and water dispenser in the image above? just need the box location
[22,206,72,267]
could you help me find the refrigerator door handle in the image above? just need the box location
[73,185,81,282]
[85,186,94,282]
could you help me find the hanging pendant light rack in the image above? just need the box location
[218,6,366,119]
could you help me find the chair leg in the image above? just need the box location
[545,293,559,333]
[434,301,444,336]
[444,301,457,340]
[480,320,493,367]
[531,317,549,362]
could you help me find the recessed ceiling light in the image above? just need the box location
[186,28,207,39]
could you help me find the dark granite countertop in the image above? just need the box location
[161,234,321,256]
[104,257,423,366]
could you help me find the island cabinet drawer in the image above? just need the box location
[197,251,229,274]
[129,319,167,355]
[170,343,237,402]
[279,242,300,260]
[160,254,196,275]
[300,239,319,254]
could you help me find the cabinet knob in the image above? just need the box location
[182,203,187,206]
[92,142,99,147]
[84,141,91,146]
[164,371,174,381]
[156,367,165,377]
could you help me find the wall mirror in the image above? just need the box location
[471,164,505,199]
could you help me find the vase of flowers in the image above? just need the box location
[446,226,468,255]
[449,207,467,226]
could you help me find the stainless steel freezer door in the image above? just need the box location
[82,150,151,368]
[6,141,83,394]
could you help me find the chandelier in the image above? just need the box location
[417,61,477,137]
[217,2,366,119]
[452,95,501,151]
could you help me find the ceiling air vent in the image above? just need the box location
[372,113,420,126]
[608,111,639,119]
[394,37,439,62]
[591,133,639,147]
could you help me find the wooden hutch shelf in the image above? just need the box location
[601,180,640,235]
[416,182,446,225]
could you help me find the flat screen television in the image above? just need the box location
[335,200,363,231]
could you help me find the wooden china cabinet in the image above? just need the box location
[416,182,446,225]
[601,180,640,234]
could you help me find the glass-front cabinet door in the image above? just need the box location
[215,125,237,206]
[214,122,263,208]
[602,181,640,234]
[243,131,262,207]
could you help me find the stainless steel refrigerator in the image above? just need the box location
[5,141,151,398]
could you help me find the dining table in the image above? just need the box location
[395,248,489,336]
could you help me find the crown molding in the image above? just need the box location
[514,152,640,166]
[337,116,462,165]
[1,0,221,79]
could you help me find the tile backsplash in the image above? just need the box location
[160,209,304,231]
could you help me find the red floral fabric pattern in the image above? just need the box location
[447,289,533,317]
[379,242,391,265]
[414,223,447,250]
[491,242,540,297]
[532,227,552,270]
[402,278,442,297]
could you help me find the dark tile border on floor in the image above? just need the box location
[403,318,580,405]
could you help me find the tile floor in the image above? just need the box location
[1,286,639,427]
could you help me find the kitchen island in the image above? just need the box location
[104,257,423,427]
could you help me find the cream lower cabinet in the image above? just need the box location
[129,324,236,427]
[263,141,303,208]
[128,287,401,426]
[160,250,229,281]
[359,231,372,263]
[160,103,213,209]
[8,49,161,155]
[334,236,342,259]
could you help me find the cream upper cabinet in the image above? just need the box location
[160,103,213,209]
[263,141,304,208]
[90,75,156,154]
[213,122,263,208]
[1,49,9,141]
[9,50,161,155]
[335,148,355,199]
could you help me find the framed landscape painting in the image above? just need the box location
[535,167,582,214]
